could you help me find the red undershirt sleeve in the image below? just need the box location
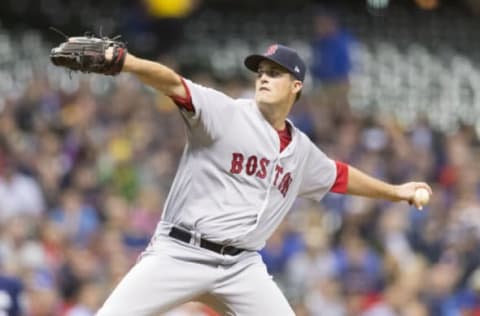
[169,77,195,112]
[330,161,349,193]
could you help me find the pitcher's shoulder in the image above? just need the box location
[231,98,257,112]
[234,98,255,106]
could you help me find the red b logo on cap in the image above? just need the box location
[265,44,278,56]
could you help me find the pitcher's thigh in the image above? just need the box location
[96,254,210,316]
[219,261,295,316]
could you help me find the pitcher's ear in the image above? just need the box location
[293,81,303,94]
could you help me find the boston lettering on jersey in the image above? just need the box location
[230,153,293,197]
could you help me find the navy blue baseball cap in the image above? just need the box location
[244,44,306,82]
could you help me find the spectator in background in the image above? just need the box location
[49,188,100,248]
[303,277,346,316]
[26,285,60,316]
[457,267,480,315]
[259,220,305,287]
[64,280,103,316]
[423,255,463,316]
[284,207,336,301]
[0,138,45,222]
[334,231,384,304]
[310,8,355,122]
[361,281,429,316]
[57,247,102,314]
[0,258,25,316]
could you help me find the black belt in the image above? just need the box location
[168,226,245,256]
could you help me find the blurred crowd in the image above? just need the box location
[1,7,480,316]
[1,58,480,316]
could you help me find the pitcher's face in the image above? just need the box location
[254,60,302,106]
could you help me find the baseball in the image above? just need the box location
[415,188,430,207]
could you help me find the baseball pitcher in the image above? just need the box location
[50,37,432,315]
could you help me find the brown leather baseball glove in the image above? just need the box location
[50,35,127,75]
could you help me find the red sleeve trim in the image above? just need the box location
[169,77,194,112]
[330,161,349,193]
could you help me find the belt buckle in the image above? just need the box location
[192,231,201,247]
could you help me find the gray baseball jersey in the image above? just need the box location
[158,79,339,250]
[97,77,348,316]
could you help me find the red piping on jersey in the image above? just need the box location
[330,161,348,193]
[170,77,194,112]
[277,124,292,153]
